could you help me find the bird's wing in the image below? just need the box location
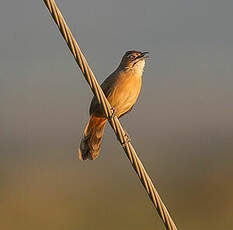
[89,72,117,116]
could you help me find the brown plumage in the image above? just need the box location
[78,50,149,160]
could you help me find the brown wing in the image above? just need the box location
[89,71,117,117]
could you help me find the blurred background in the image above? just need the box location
[1,0,233,229]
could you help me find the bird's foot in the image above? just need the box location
[122,130,131,147]
[109,107,116,120]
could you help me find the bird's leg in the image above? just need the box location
[122,130,131,147]
[109,107,116,120]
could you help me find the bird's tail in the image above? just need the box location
[78,115,107,160]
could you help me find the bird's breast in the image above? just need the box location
[107,71,142,117]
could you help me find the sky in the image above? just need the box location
[0,0,233,230]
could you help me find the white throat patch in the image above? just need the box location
[133,60,145,76]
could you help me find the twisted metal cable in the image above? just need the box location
[42,1,177,229]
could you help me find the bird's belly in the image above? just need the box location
[107,76,142,117]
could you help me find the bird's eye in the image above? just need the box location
[129,55,135,60]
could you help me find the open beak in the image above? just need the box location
[141,51,149,58]
[134,51,149,62]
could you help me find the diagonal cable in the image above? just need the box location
[42,1,178,229]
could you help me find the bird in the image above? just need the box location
[78,50,149,160]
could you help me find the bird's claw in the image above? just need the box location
[122,130,131,147]
[109,107,116,120]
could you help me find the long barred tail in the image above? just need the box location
[78,115,107,160]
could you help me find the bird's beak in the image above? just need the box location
[141,51,149,58]
[134,51,149,62]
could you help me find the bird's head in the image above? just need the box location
[120,50,149,72]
